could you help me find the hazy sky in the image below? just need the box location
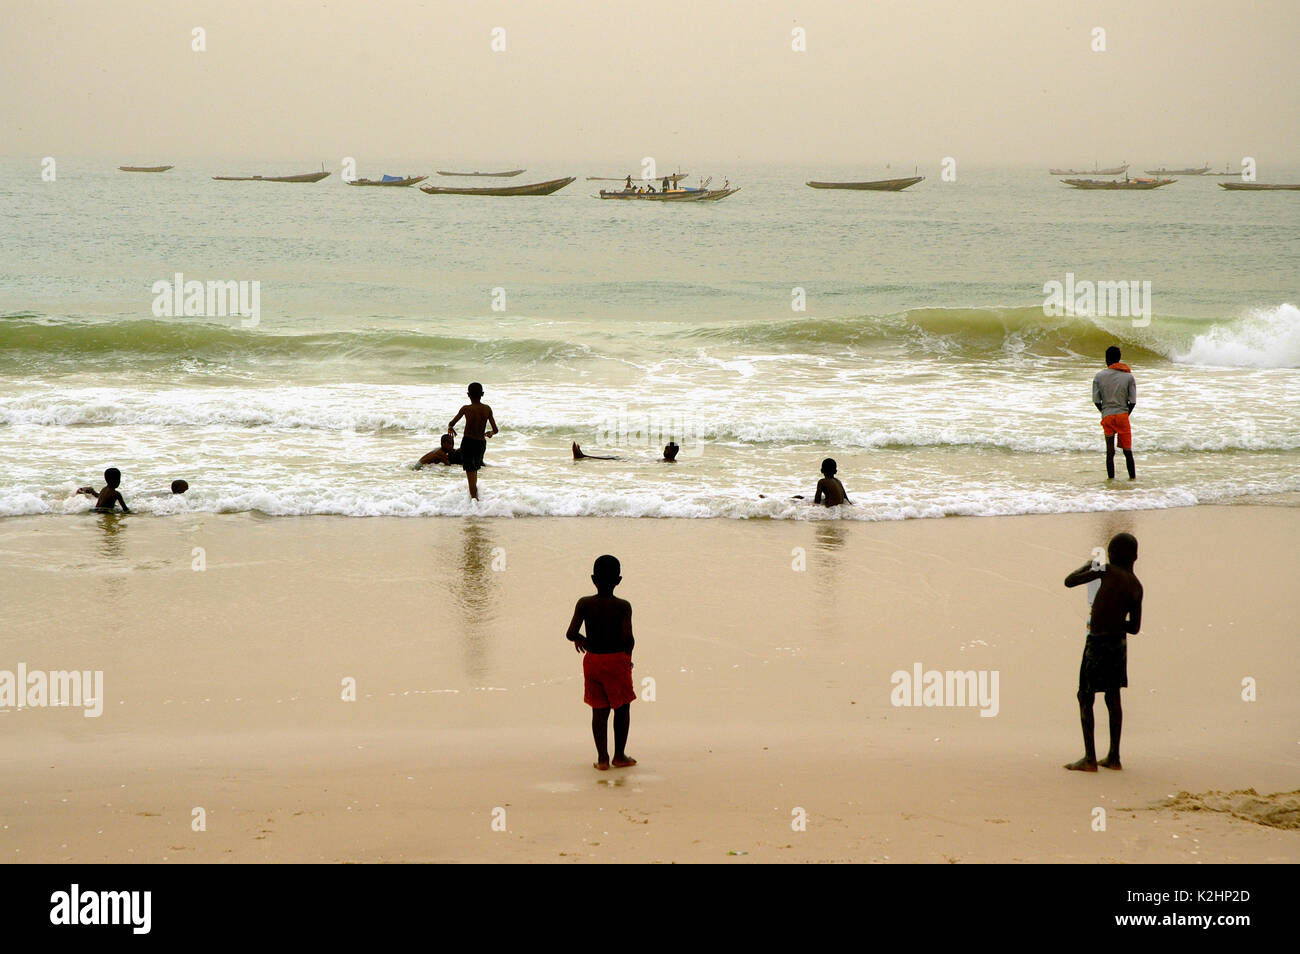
[4,0,1297,166]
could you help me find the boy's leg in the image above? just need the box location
[466,469,479,500]
[1066,688,1099,771]
[611,704,635,767]
[591,706,611,769]
[1122,448,1135,480]
[1104,433,1117,479]
[1099,690,1123,768]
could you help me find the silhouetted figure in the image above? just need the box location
[814,458,851,506]
[662,442,679,462]
[571,441,619,461]
[170,479,189,494]
[1094,346,1137,480]
[1063,533,1143,772]
[448,383,499,500]
[565,554,637,771]
[417,433,462,468]
[76,467,130,513]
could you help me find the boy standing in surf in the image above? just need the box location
[1062,532,1143,772]
[1093,346,1137,479]
[448,383,498,500]
[76,467,130,513]
[565,555,637,771]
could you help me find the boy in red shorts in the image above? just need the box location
[1092,346,1137,479]
[565,555,637,770]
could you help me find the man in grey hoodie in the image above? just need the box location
[1093,346,1137,479]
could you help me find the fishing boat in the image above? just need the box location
[1219,182,1300,191]
[1062,177,1175,190]
[1145,164,1209,175]
[598,187,710,201]
[587,172,688,184]
[347,174,428,187]
[118,165,173,173]
[1206,164,1246,176]
[435,169,525,177]
[806,176,924,191]
[1048,163,1128,176]
[419,176,575,196]
[213,171,331,183]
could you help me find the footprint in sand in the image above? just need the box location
[1150,788,1300,830]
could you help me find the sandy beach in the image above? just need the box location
[1,503,1295,863]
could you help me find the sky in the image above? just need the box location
[3,0,1297,166]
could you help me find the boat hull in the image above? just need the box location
[806,176,923,191]
[118,165,173,173]
[1145,167,1209,175]
[347,176,428,187]
[1062,178,1175,190]
[1219,182,1300,191]
[419,176,575,196]
[213,171,331,183]
[435,170,525,177]
[1048,164,1128,176]
[598,189,710,201]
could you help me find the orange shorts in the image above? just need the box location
[1101,413,1132,450]
[583,652,635,709]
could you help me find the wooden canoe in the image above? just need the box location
[598,188,710,201]
[1048,164,1128,176]
[347,175,428,187]
[806,176,924,191]
[1062,177,1175,190]
[435,169,525,177]
[118,165,174,173]
[1219,182,1300,191]
[212,171,331,183]
[587,173,688,183]
[419,176,575,196]
[1145,165,1209,175]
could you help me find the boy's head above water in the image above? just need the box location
[170,479,189,495]
[663,442,679,461]
[591,554,622,592]
[820,457,837,477]
[1106,345,1122,366]
[1107,532,1138,568]
[440,433,455,450]
[467,382,484,400]
[104,467,122,488]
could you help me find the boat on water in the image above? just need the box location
[1219,182,1300,191]
[419,176,575,196]
[598,176,738,201]
[347,174,428,187]
[1145,164,1210,175]
[1063,177,1175,190]
[118,165,174,173]
[587,172,688,183]
[806,176,924,191]
[1206,164,1246,176]
[213,171,331,183]
[435,169,525,177]
[1048,163,1128,176]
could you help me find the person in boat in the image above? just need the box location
[647,184,657,194]
[76,467,130,513]
[662,177,670,192]
[1093,346,1136,480]
[416,433,462,468]
[625,175,633,191]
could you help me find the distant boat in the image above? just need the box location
[1206,164,1246,176]
[118,165,174,173]
[1063,177,1175,190]
[347,174,428,187]
[1219,182,1300,191]
[1145,164,1210,175]
[435,169,525,177]
[1048,163,1128,176]
[419,176,575,196]
[806,176,924,191]
[587,172,688,183]
[213,171,331,183]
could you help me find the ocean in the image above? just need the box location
[3,159,1298,519]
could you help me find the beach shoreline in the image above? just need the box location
[1,504,1296,863]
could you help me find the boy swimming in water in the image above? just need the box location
[565,554,637,771]
[76,467,130,512]
[1063,532,1143,771]
[814,458,851,506]
[416,433,461,468]
[448,383,498,500]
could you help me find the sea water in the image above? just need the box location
[2,159,1297,518]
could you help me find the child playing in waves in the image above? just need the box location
[448,383,498,500]
[416,433,461,468]
[565,555,637,771]
[814,458,851,506]
[76,467,130,513]
[1062,532,1143,771]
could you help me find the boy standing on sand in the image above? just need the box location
[565,555,637,771]
[1063,532,1143,772]
[1093,346,1137,480]
[448,383,498,500]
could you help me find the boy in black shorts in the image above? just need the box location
[448,382,499,500]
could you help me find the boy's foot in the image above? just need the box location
[1098,756,1122,770]
[611,756,637,768]
[593,760,610,771]
[1064,757,1098,772]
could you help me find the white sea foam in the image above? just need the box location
[1173,303,1300,369]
